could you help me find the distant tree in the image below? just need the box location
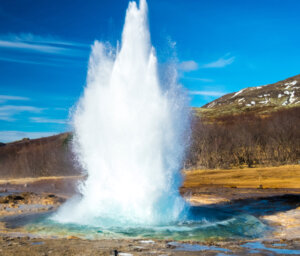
[186,106,300,169]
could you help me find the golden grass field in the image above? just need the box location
[0,175,82,185]
[0,165,299,190]
[183,165,300,189]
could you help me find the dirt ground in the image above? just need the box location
[1,235,300,256]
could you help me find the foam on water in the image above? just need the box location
[52,0,189,226]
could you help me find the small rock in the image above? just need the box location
[140,240,155,244]
[133,246,144,252]
[67,235,80,240]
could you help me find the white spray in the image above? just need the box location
[53,0,189,227]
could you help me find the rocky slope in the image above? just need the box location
[196,74,300,120]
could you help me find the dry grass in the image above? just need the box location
[0,175,82,185]
[183,165,300,189]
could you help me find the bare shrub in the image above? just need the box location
[186,106,300,169]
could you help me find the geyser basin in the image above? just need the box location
[23,207,267,241]
[53,0,189,226]
[46,0,266,241]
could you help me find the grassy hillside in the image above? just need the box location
[0,133,80,178]
[195,74,300,122]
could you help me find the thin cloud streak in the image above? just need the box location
[0,33,89,65]
[202,56,235,68]
[189,90,226,97]
[0,55,85,67]
[31,117,67,124]
[0,33,89,53]
[10,33,88,48]
[0,105,44,121]
[178,60,198,72]
[0,39,68,54]
[0,95,29,101]
[0,56,53,66]
[182,77,214,82]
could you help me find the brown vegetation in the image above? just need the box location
[0,106,298,178]
[0,133,80,178]
[186,107,300,169]
[183,165,300,189]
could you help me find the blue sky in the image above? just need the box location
[0,0,299,142]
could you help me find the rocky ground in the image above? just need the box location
[0,192,65,216]
[0,235,300,256]
[0,175,300,255]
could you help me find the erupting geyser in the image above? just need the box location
[53,0,189,227]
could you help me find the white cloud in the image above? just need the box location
[178,60,198,72]
[0,56,51,66]
[0,105,43,121]
[0,55,84,67]
[0,33,88,52]
[9,33,87,47]
[30,117,67,124]
[0,94,29,102]
[0,39,68,54]
[0,33,89,65]
[202,56,235,68]
[0,131,56,143]
[182,77,214,82]
[189,90,226,97]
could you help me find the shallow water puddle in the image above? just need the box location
[272,243,287,246]
[242,241,300,254]
[0,190,20,197]
[31,241,45,245]
[168,241,231,252]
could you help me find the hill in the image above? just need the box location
[187,74,300,169]
[0,75,299,177]
[195,74,300,121]
[0,133,80,178]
